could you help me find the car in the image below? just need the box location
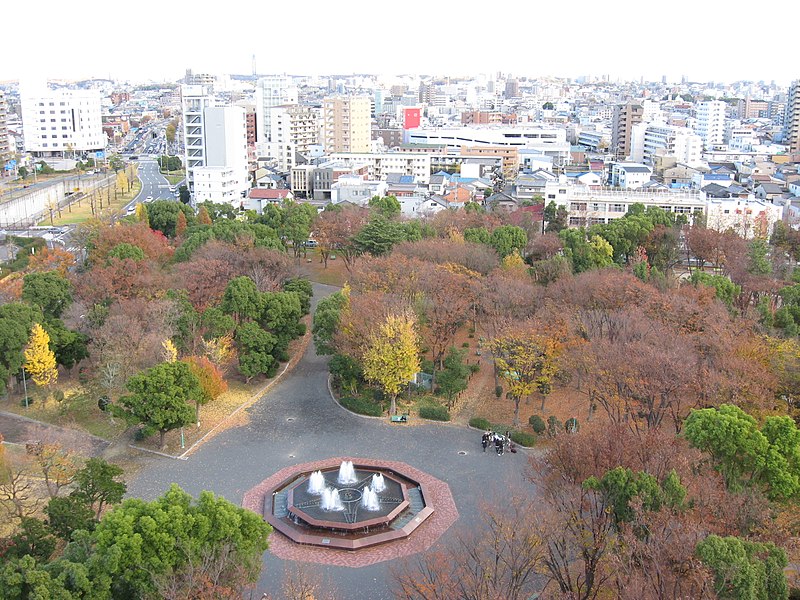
[126,206,136,215]
[145,196,153,202]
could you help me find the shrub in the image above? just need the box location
[340,396,383,417]
[134,425,157,441]
[528,414,547,434]
[547,415,562,436]
[419,404,450,421]
[461,342,470,348]
[510,431,536,447]
[565,417,579,433]
[495,385,503,398]
[469,363,480,374]
[470,417,491,430]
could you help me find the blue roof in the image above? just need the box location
[705,174,732,180]
[399,175,415,184]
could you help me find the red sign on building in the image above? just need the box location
[403,108,420,130]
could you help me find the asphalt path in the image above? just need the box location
[126,283,533,599]
[130,159,178,209]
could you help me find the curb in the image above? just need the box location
[326,374,385,421]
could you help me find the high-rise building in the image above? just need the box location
[504,79,519,99]
[255,75,298,143]
[696,100,726,150]
[21,84,104,156]
[323,96,371,154]
[0,90,11,168]
[181,85,248,205]
[611,102,644,160]
[786,81,800,154]
[267,104,320,170]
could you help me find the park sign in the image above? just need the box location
[5,159,17,171]
[95,151,105,159]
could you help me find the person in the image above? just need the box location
[481,432,489,452]
[495,435,502,455]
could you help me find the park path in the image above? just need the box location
[0,409,111,456]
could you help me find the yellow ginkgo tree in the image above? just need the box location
[362,312,420,416]
[24,323,58,386]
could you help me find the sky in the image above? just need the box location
[6,0,799,86]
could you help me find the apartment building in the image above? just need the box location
[255,75,298,144]
[611,102,644,160]
[21,85,104,156]
[0,91,11,168]
[696,100,726,150]
[323,96,371,153]
[181,85,248,204]
[786,81,800,154]
[266,104,319,170]
[630,122,702,166]
[329,152,431,184]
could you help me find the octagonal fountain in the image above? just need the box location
[263,460,434,550]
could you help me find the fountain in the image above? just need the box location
[362,485,381,511]
[308,471,326,495]
[321,487,344,511]
[371,473,387,493]
[338,460,357,485]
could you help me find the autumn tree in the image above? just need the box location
[24,323,58,386]
[197,205,212,225]
[183,355,228,425]
[362,312,420,415]
[26,442,80,499]
[175,210,188,238]
[313,205,369,270]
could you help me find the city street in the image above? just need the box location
[129,158,179,209]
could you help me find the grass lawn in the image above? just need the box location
[160,171,185,185]
[2,384,128,440]
[298,249,348,287]
[42,181,142,226]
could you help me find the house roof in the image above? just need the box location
[758,183,784,194]
[618,165,651,173]
[249,189,291,200]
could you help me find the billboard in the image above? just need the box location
[403,108,421,130]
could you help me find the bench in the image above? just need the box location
[390,414,409,423]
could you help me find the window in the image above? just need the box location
[547,194,556,199]
[570,202,587,211]
[590,202,605,211]
[610,203,625,212]
[559,189,567,194]
[569,216,582,226]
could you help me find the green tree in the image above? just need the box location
[489,225,527,258]
[463,226,491,245]
[368,195,401,218]
[108,154,124,173]
[747,238,772,275]
[283,278,313,315]
[235,321,278,381]
[148,200,194,237]
[353,215,407,256]
[696,535,788,600]
[436,346,471,408]
[690,272,741,309]
[0,303,42,393]
[71,457,127,520]
[46,495,96,540]
[282,200,316,256]
[221,276,262,323]
[6,517,58,561]
[21,271,73,319]
[362,312,420,415]
[119,362,201,448]
[89,484,271,600]
[42,319,88,371]
[544,201,568,233]
[106,242,145,262]
[312,289,349,355]
[178,185,190,204]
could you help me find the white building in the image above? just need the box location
[552,181,706,227]
[407,125,571,167]
[255,75,298,144]
[331,174,388,205]
[696,100,726,150]
[330,152,431,184]
[630,122,702,166]
[181,85,248,204]
[261,104,320,171]
[705,197,783,238]
[21,84,104,156]
[610,163,653,189]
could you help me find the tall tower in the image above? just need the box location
[255,76,298,144]
[611,102,644,160]
[786,80,800,154]
[696,100,726,150]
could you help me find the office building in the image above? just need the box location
[255,75,298,143]
[611,102,644,160]
[786,81,800,154]
[323,96,371,153]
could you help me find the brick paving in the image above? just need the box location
[243,457,458,567]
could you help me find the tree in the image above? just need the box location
[108,154,124,172]
[0,303,43,393]
[183,355,227,424]
[26,442,79,498]
[312,289,349,355]
[71,457,126,519]
[197,205,212,225]
[314,205,369,270]
[178,185,190,204]
[26,247,75,277]
[544,200,568,233]
[362,312,420,415]
[147,200,194,237]
[89,484,271,600]
[235,321,277,381]
[696,535,788,600]
[46,495,96,540]
[175,210,188,238]
[221,276,262,324]
[24,323,58,386]
[353,215,407,256]
[436,347,470,409]
[21,271,73,319]
[6,517,57,562]
[490,225,528,258]
[368,195,401,218]
[490,323,564,425]
[119,362,201,448]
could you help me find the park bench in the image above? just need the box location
[390,414,409,423]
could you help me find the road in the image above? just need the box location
[128,159,180,210]
[126,283,533,599]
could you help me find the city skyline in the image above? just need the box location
[8,0,799,86]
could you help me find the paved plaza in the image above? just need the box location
[126,283,533,599]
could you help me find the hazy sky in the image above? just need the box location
[7,0,799,85]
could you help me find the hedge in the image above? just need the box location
[340,396,383,417]
[419,404,451,421]
[510,431,536,447]
[470,417,491,430]
[528,415,547,434]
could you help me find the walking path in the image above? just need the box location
[125,282,533,599]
